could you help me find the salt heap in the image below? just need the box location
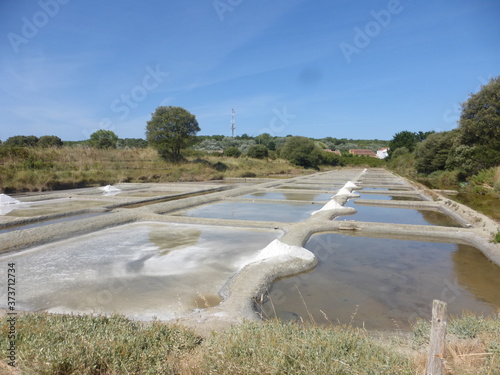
[343,181,359,191]
[311,199,343,215]
[246,239,315,266]
[0,194,21,205]
[99,185,122,196]
[0,194,22,215]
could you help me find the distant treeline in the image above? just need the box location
[1,133,388,152]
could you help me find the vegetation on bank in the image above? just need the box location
[0,144,385,193]
[1,312,498,374]
[387,77,500,220]
[0,147,310,193]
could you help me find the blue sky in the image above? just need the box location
[1,0,499,141]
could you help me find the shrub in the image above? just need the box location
[240,171,257,178]
[38,135,63,148]
[4,135,39,147]
[212,161,228,172]
[280,136,323,168]
[224,146,241,158]
[321,151,341,166]
[246,144,268,159]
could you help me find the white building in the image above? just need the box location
[376,147,389,159]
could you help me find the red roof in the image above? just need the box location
[349,149,377,157]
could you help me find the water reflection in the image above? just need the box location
[259,233,500,330]
[342,200,461,227]
[242,192,332,201]
[178,201,319,222]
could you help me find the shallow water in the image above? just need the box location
[2,199,106,217]
[277,185,340,191]
[356,194,422,201]
[342,200,461,227]
[178,201,319,222]
[0,222,280,320]
[241,192,332,202]
[259,233,500,330]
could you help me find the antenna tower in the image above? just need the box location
[230,108,236,137]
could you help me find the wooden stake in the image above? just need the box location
[426,300,447,375]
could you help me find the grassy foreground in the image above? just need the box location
[1,313,498,374]
[0,147,309,193]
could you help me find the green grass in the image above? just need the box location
[2,313,414,375]
[2,312,499,374]
[195,320,414,375]
[494,231,500,244]
[1,313,201,375]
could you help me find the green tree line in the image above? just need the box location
[388,76,500,191]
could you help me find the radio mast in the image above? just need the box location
[230,108,236,137]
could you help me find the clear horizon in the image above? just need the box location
[1,0,499,142]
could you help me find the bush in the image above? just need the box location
[38,135,63,148]
[224,146,241,158]
[212,161,228,172]
[4,135,39,147]
[240,171,257,178]
[390,146,409,159]
[246,144,268,159]
[280,136,323,168]
[321,151,342,166]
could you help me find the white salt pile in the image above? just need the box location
[247,239,315,266]
[0,194,21,205]
[99,185,122,196]
[334,187,352,196]
[311,199,343,215]
[0,194,23,215]
[343,181,359,191]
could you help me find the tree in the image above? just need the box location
[415,131,455,174]
[246,144,268,159]
[89,130,119,149]
[389,131,434,154]
[280,136,323,168]
[447,77,500,175]
[146,106,200,161]
[4,135,39,147]
[38,135,63,148]
[457,77,500,149]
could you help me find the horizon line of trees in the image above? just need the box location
[9,72,498,173]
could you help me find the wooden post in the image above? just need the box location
[426,300,447,375]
